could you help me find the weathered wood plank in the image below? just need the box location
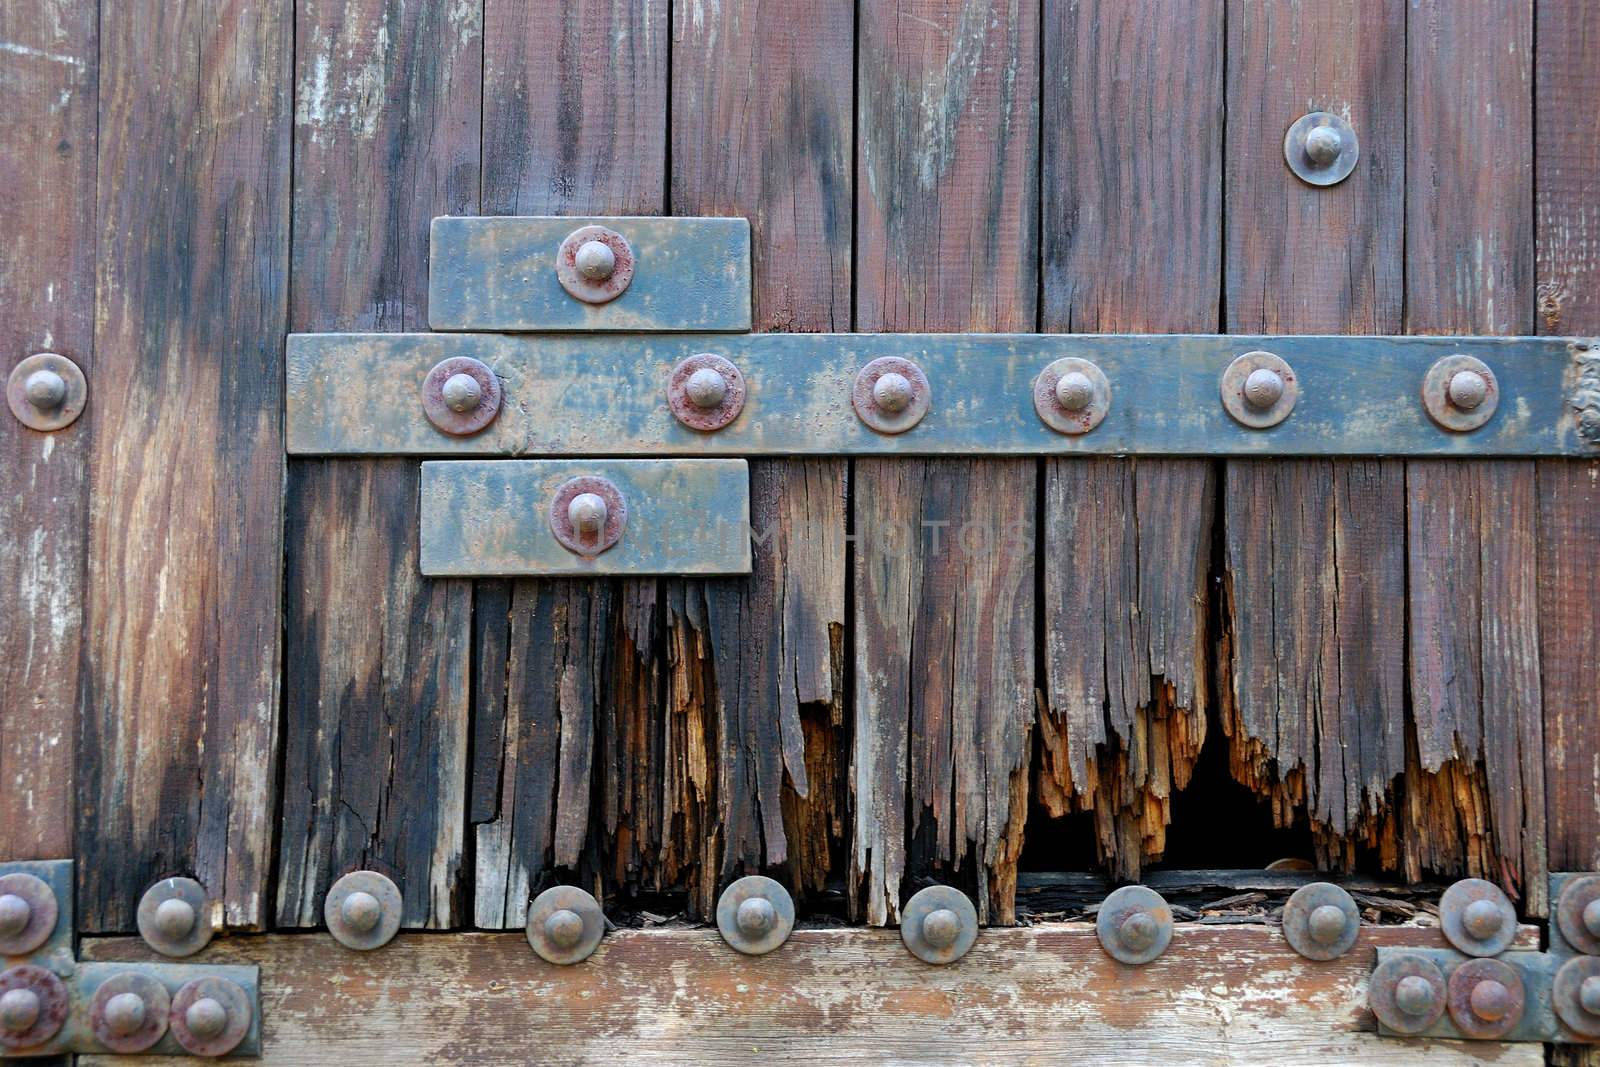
[1404,0,1546,914]
[669,0,852,907]
[79,0,291,931]
[419,459,753,576]
[0,0,96,862]
[428,216,751,332]
[469,0,670,928]
[1038,0,1220,880]
[1219,0,1408,873]
[81,926,1539,1066]
[853,0,1039,925]
[274,0,481,929]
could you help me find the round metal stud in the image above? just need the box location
[1555,874,1600,955]
[6,353,87,432]
[1284,111,1359,187]
[1439,878,1517,957]
[1447,957,1524,1040]
[852,356,931,435]
[0,966,68,1051]
[525,885,606,965]
[1096,885,1173,965]
[716,875,795,956]
[1554,956,1600,1038]
[90,971,171,1054]
[668,353,747,432]
[1421,354,1499,433]
[1034,357,1111,436]
[1369,953,1447,1034]
[1282,881,1360,961]
[0,874,57,956]
[137,877,212,958]
[549,475,627,557]
[900,885,978,965]
[324,870,402,951]
[421,355,502,436]
[557,225,635,304]
[170,976,251,1058]
[1220,351,1298,429]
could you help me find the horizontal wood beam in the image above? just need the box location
[82,924,1540,1065]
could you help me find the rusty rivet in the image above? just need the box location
[1283,882,1361,961]
[1221,351,1298,429]
[90,971,171,1054]
[1555,874,1600,954]
[1556,957,1600,1038]
[1422,355,1499,433]
[23,370,66,411]
[137,877,212,958]
[1056,371,1094,411]
[422,356,502,436]
[1304,125,1344,167]
[1447,369,1489,410]
[325,870,402,951]
[171,977,250,1057]
[341,892,382,933]
[1396,975,1436,1016]
[1096,885,1173,965]
[1370,952,1449,1034]
[186,998,226,1038]
[0,875,57,957]
[873,372,914,413]
[557,225,635,304]
[7,353,87,432]
[716,876,795,956]
[0,895,29,938]
[0,990,39,1033]
[1463,899,1504,939]
[569,493,608,534]
[549,476,627,558]
[1583,976,1600,1015]
[526,886,606,965]
[1285,111,1359,187]
[1309,906,1346,943]
[668,353,747,432]
[1448,957,1525,1039]
[441,372,483,414]
[1243,367,1285,409]
[575,240,617,281]
[1034,357,1112,436]
[104,992,146,1035]
[922,909,961,950]
[686,367,729,409]
[1471,981,1510,1020]
[852,356,931,435]
[900,885,978,965]
[0,965,68,1050]
[1439,878,1517,957]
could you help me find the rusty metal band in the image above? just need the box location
[287,333,1597,458]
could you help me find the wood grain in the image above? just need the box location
[1404,0,1546,914]
[1219,0,1408,874]
[0,0,96,861]
[79,0,291,931]
[671,0,851,908]
[854,0,1038,925]
[80,926,1539,1066]
[1038,0,1220,879]
[275,0,481,929]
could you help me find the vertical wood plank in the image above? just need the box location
[854,0,1038,924]
[1405,0,1545,913]
[276,0,482,929]
[0,0,96,861]
[671,0,852,902]
[470,0,667,927]
[1220,0,1407,870]
[1038,0,1221,880]
[80,0,291,930]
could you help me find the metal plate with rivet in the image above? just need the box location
[324,870,403,951]
[288,333,1596,457]
[89,970,172,1053]
[716,876,796,957]
[1370,952,1449,1034]
[525,886,606,965]
[900,885,978,965]
[0,872,58,957]
[1447,956,1525,1040]
[0,964,68,1050]
[428,216,752,332]
[421,355,503,436]
[420,459,751,577]
[1439,878,1518,957]
[6,352,88,432]
[1220,350,1298,429]
[1033,356,1111,435]
[1096,885,1173,965]
[1554,955,1600,1039]
[170,975,252,1057]
[852,356,931,435]
[1421,354,1499,432]
[136,877,213,958]
[1284,111,1359,187]
[668,353,747,432]
[1557,874,1600,955]
[1281,881,1360,960]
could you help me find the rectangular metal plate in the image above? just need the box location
[427,216,752,333]
[1374,946,1562,1045]
[287,332,1597,457]
[419,459,752,576]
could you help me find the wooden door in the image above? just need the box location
[2,0,1597,1062]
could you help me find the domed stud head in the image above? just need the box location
[1395,975,1436,1016]
[873,372,914,413]
[0,874,57,957]
[421,356,502,436]
[557,225,635,304]
[1446,369,1488,411]
[1283,882,1361,960]
[1439,878,1517,957]
[7,353,87,432]
[1035,357,1111,435]
[1243,368,1285,409]
[1370,953,1448,1034]
[185,997,227,1039]
[1555,957,1600,1038]
[1422,355,1498,433]
[441,372,482,414]
[0,966,67,1050]
[1304,124,1344,167]
[550,476,627,558]
[0,989,40,1034]
[1463,899,1504,940]
[1285,111,1359,186]
[103,991,147,1036]
[1221,351,1297,429]
[900,885,978,965]
[526,885,606,965]
[1469,980,1510,1021]
[1096,885,1173,965]
[0,895,30,938]
[568,493,608,536]
[1585,899,1600,939]
[1447,957,1525,1039]
[668,354,747,432]
[170,977,251,1057]
[137,877,212,957]
[1055,371,1095,412]
[575,240,617,281]
[90,971,171,1054]
[23,370,67,412]
[1583,976,1600,1016]
[1554,873,1600,954]
[1308,905,1347,945]
[325,870,402,951]
[852,357,931,435]
[716,876,795,956]
[685,367,729,410]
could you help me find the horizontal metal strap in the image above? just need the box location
[286,332,1599,457]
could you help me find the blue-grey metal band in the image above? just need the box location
[1373,945,1559,1044]
[287,333,1597,458]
